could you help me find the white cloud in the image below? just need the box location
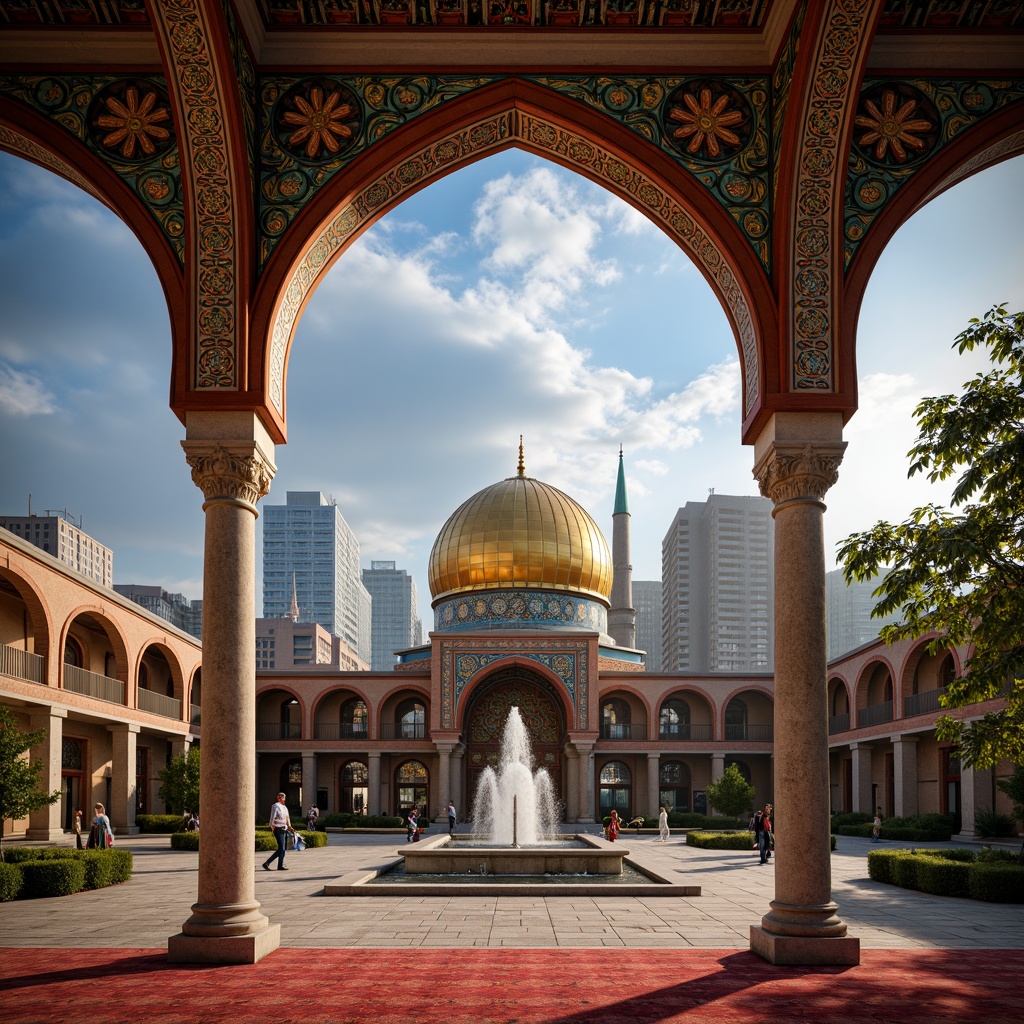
[0,362,57,416]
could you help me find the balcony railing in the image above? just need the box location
[723,723,774,742]
[828,712,850,735]
[659,724,713,742]
[599,723,647,741]
[314,722,369,740]
[256,722,302,740]
[1,643,45,684]
[904,688,946,718]
[858,700,894,728]
[63,664,125,705]
[138,688,182,720]
[380,723,428,740]
[190,704,201,728]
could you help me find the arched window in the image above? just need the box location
[831,686,848,716]
[659,698,690,740]
[340,760,368,815]
[396,698,425,739]
[280,698,301,740]
[725,698,748,741]
[938,654,955,689]
[138,662,150,691]
[395,759,428,815]
[659,760,691,814]
[601,698,631,739]
[340,698,368,738]
[598,761,632,819]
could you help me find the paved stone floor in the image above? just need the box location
[1,830,1021,950]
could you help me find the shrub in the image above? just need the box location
[969,863,1024,902]
[136,814,186,833]
[173,830,323,852]
[891,853,921,890]
[831,812,872,827]
[867,849,915,885]
[833,824,873,839]
[0,846,80,864]
[925,847,977,863]
[171,832,200,852]
[321,812,403,829]
[914,856,973,898]
[977,847,1024,865]
[81,849,133,889]
[0,862,23,901]
[974,810,1017,838]
[686,831,757,850]
[20,858,86,899]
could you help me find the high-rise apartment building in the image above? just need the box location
[114,584,203,640]
[0,511,113,587]
[662,493,774,673]
[826,567,898,660]
[361,561,423,671]
[262,492,372,664]
[255,617,368,672]
[632,580,663,672]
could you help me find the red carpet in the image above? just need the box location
[0,948,1019,1023]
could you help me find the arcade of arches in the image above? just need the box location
[1,1,1021,968]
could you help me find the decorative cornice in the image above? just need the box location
[181,441,276,512]
[753,441,847,506]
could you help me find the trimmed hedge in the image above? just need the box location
[0,862,23,901]
[136,814,187,833]
[320,813,403,829]
[969,863,1024,902]
[868,847,1024,902]
[173,829,325,852]
[20,858,87,899]
[687,831,759,850]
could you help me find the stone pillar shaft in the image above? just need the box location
[169,416,279,965]
[749,413,858,966]
[436,747,451,819]
[958,761,993,839]
[892,737,919,818]
[850,743,874,814]
[647,753,660,820]
[302,752,317,815]
[368,752,382,816]
[27,708,65,841]
[109,723,140,834]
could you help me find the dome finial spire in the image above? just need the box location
[517,435,525,477]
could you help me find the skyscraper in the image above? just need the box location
[262,491,371,664]
[633,580,663,672]
[361,561,423,671]
[1,510,113,587]
[826,567,899,660]
[662,493,774,673]
[114,584,203,640]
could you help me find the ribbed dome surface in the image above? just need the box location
[428,473,613,604]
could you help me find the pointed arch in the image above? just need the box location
[251,77,776,443]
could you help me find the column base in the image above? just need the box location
[168,924,281,964]
[750,925,860,966]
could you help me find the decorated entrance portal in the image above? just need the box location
[464,667,565,817]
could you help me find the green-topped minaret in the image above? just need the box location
[608,445,637,651]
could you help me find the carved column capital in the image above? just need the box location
[182,441,276,513]
[753,441,847,507]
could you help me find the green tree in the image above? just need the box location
[838,305,1024,768]
[0,704,61,861]
[706,762,755,819]
[157,746,201,817]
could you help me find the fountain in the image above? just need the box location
[322,707,700,895]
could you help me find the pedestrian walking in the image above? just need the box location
[262,793,294,871]
[447,801,457,836]
[657,805,670,842]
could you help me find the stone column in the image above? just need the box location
[301,752,317,817]
[563,746,579,822]
[850,742,874,814]
[172,738,192,759]
[892,736,919,818]
[958,761,993,839]
[451,745,465,817]
[169,413,279,965]
[109,723,140,834]
[749,412,858,966]
[368,752,382,816]
[435,745,452,820]
[576,742,595,822]
[647,753,660,820]
[27,708,66,842]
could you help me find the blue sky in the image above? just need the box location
[1,147,1022,629]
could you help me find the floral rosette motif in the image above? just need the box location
[662,79,753,163]
[88,78,175,163]
[274,78,362,164]
[853,83,939,167]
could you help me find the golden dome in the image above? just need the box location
[429,456,613,605]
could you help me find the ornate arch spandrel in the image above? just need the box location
[149,0,251,394]
[265,107,762,425]
[788,0,878,395]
